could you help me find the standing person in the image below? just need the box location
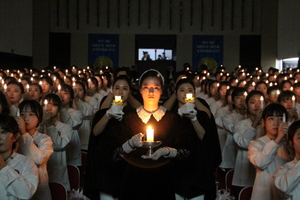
[84,75,134,200]
[38,93,73,191]
[220,87,247,170]
[172,78,221,200]
[6,81,24,117]
[232,91,264,198]
[59,84,83,167]
[16,100,53,200]
[74,81,94,150]
[87,77,105,110]
[0,114,39,200]
[115,69,187,200]
[274,120,300,200]
[248,103,293,200]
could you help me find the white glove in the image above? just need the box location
[178,103,197,121]
[106,105,124,121]
[122,133,143,153]
[141,147,177,160]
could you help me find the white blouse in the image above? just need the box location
[232,118,256,187]
[60,108,83,166]
[38,121,73,191]
[248,135,292,200]
[17,131,53,200]
[274,158,300,200]
[0,152,39,200]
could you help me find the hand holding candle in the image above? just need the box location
[44,99,48,110]
[282,113,286,123]
[260,96,264,109]
[292,95,296,108]
[184,93,195,103]
[112,95,123,106]
[146,126,154,142]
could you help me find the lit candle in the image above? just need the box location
[30,77,33,82]
[291,87,294,91]
[72,77,75,82]
[26,84,29,92]
[4,84,7,92]
[87,66,90,70]
[65,69,68,74]
[276,90,280,95]
[185,93,195,103]
[146,126,154,142]
[30,69,32,74]
[292,95,296,108]
[88,78,91,88]
[58,84,61,93]
[44,99,48,110]
[16,109,20,117]
[244,91,247,99]
[113,95,123,106]
[39,81,42,85]
[260,96,264,109]
[18,79,21,82]
[283,113,286,123]
[53,76,56,81]
[72,82,76,88]
[54,66,56,70]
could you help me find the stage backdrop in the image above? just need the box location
[192,35,223,73]
[88,34,119,70]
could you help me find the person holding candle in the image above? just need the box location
[231,90,264,199]
[27,83,43,102]
[171,78,221,200]
[40,77,53,100]
[72,81,94,150]
[280,80,293,92]
[15,100,53,200]
[84,75,133,200]
[87,77,105,110]
[115,69,187,200]
[38,93,73,191]
[6,81,24,117]
[210,81,230,117]
[266,86,282,105]
[0,114,39,200]
[220,87,247,170]
[59,84,83,168]
[278,91,299,123]
[255,81,268,99]
[248,103,292,200]
[273,120,300,200]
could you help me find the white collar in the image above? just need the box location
[136,106,166,124]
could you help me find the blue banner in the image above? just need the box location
[192,35,223,73]
[88,34,119,69]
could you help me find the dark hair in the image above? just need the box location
[40,76,53,87]
[255,81,268,90]
[174,71,191,83]
[113,75,132,91]
[288,120,300,143]
[218,81,230,92]
[208,80,219,97]
[75,81,86,95]
[232,87,247,102]
[293,82,300,88]
[139,69,164,89]
[61,84,74,108]
[7,81,25,94]
[0,92,10,115]
[267,85,281,95]
[175,78,195,93]
[280,80,292,89]
[19,100,43,125]
[0,114,19,149]
[89,77,99,89]
[278,90,294,103]
[43,93,61,110]
[246,90,264,105]
[262,103,288,120]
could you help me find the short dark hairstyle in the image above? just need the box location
[7,81,25,94]
[19,100,43,125]
[246,90,264,105]
[175,78,195,93]
[61,84,74,108]
[43,93,61,110]
[0,92,10,115]
[139,69,164,89]
[113,75,132,91]
[262,103,288,120]
[288,120,300,142]
[0,114,19,149]
[278,90,294,103]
